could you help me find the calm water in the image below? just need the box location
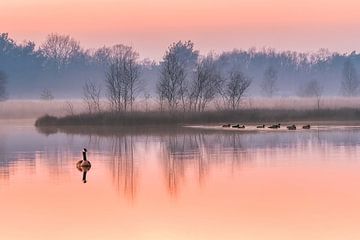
[1,121,360,239]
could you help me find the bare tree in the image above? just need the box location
[190,54,222,112]
[83,80,102,113]
[105,45,141,112]
[157,52,184,111]
[299,79,324,110]
[341,60,359,96]
[40,88,54,101]
[40,33,82,70]
[0,71,8,101]
[143,91,151,112]
[223,70,251,110]
[64,101,75,115]
[158,89,165,112]
[93,46,112,66]
[157,41,198,112]
[127,53,142,112]
[260,66,278,97]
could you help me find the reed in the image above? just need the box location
[35,108,360,127]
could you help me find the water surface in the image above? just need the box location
[1,121,360,239]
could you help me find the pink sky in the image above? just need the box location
[1,0,360,60]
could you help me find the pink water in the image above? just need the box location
[1,121,360,239]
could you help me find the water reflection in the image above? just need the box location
[76,165,91,183]
[2,124,360,198]
[2,123,360,239]
[159,133,254,196]
[109,135,137,201]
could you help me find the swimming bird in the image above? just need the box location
[222,124,231,128]
[76,148,91,168]
[287,124,296,130]
[302,124,311,129]
[76,148,91,183]
[257,124,265,128]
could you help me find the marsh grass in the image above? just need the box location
[35,108,360,127]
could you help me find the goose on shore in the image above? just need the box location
[231,124,245,129]
[268,123,281,129]
[257,124,265,128]
[287,124,296,130]
[222,124,231,128]
[302,124,311,129]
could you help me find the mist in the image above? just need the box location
[0,32,359,101]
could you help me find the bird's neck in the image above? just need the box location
[82,152,87,161]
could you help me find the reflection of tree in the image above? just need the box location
[160,132,254,197]
[0,158,10,183]
[40,149,71,178]
[160,134,203,196]
[227,133,253,172]
[0,152,37,183]
[0,137,11,183]
[87,134,102,150]
[109,136,137,201]
[31,125,360,200]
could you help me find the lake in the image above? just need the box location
[1,120,360,239]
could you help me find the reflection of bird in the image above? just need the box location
[257,124,265,128]
[76,148,91,183]
[302,124,311,129]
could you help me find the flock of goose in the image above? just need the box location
[222,123,311,130]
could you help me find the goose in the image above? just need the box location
[76,148,91,183]
[268,123,281,129]
[238,125,245,129]
[232,124,240,128]
[76,148,91,169]
[287,124,296,130]
[256,124,265,128]
[302,124,311,129]
[222,124,231,128]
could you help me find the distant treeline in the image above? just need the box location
[1,32,360,100]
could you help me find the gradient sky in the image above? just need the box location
[1,0,360,60]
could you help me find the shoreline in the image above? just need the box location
[185,123,360,132]
[34,108,360,128]
[35,123,360,137]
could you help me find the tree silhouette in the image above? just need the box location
[341,60,359,96]
[0,71,8,101]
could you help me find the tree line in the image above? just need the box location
[1,33,360,111]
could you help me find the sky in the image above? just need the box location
[1,0,360,60]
